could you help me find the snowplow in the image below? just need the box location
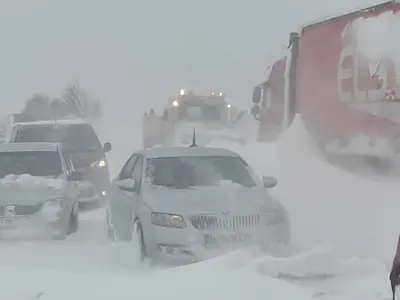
[143,89,247,148]
[251,0,400,175]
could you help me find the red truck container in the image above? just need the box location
[252,1,400,173]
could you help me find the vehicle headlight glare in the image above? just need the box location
[151,212,186,228]
[92,160,106,168]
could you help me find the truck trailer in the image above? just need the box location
[252,0,400,174]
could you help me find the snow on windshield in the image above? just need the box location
[145,156,257,188]
[0,151,63,178]
[15,124,102,152]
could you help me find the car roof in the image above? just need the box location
[13,119,89,127]
[0,142,61,153]
[140,146,240,159]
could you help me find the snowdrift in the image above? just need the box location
[0,254,312,300]
[210,114,400,264]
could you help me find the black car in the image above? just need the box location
[8,119,111,208]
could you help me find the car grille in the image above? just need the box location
[0,204,43,217]
[191,214,260,230]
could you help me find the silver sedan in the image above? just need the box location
[106,146,290,265]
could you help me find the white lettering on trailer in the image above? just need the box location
[337,44,389,103]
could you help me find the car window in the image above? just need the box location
[130,156,143,192]
[145,155,257,189]
[119,155,137,180]
[131,156,143,181]
[14,124,102,152]
[0,151,63,178]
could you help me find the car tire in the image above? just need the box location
[108,225,115,241]
[106,211,115,241]
[67,206,79,235]
[132,219,145,262]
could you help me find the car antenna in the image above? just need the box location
[189,128,197,147]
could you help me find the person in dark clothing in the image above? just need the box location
[390,235,400,300]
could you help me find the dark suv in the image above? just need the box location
[8,119,111,208]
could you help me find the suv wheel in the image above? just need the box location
[106,210,115,241]
[67,206,79,235]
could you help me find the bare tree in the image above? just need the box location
[19,82,102,122]
[22,93,53,118]
[63,81,102,119]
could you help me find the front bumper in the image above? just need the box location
[0,202,65,239]
[75,165,110,197]
[144,221,289,265]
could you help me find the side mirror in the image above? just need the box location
[252,86,262,104]
[103,142,112,153]
[262,176,277,188]
[68,172,83,182]
[118,178,137,191]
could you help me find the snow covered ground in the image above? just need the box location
[0,115,397,300]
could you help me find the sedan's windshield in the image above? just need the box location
[0,151,63,178]
[145,156,257,189]
[14,124,102,152]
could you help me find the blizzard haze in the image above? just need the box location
[0,1,398,300]
[0,0,387,117]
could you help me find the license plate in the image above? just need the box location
[204,233,250,247]
[0,218,15,226]
[0,217,27,226]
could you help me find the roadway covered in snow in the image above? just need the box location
[0,115,396,300]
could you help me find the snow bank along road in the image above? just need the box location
[0,115,397,300]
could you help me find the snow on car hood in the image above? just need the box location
[143,182,269,215]
[0,174,64,206]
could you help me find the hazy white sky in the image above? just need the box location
[0,0,383,121]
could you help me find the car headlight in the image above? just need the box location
[151,212,186,228]
[266,203,288,225]
[91,160,106,168]
[41,198,63,214]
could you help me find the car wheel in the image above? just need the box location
[106,209,115,241]
[132,219,145,262]
[67,206,79,235]
[108,225,115,241]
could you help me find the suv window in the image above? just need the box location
[14,123,102,152]
[0,151,63,178]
